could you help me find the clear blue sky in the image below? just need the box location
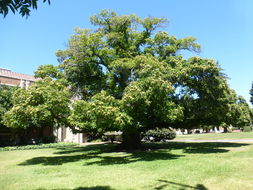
[0,0,252,102]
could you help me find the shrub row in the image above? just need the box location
[243,126,252,132]
[142,128,176,142]
[0,142,78,151]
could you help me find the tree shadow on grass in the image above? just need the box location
[155,179,208,190]
[19,142,249,166]
[146,142,250,154]
[19,149,181,166]
[36,186,115,190]
[54,144,112,155]
[85,150,181,166]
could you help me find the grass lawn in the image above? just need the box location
[1,141,253,190]
[175,132,253,140]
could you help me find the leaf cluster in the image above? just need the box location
[3,78,71,129]
[0,85,17,126]
[0,0,50,17]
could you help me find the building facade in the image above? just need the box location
[0,68,36,88]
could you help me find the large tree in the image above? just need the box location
[52,10,231,148]
[0,0,50,17]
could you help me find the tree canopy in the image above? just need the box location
[52,10,234,148]
[0,0,50,17]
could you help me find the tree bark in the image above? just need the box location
[121,128,141,150]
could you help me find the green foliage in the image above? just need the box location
[121,56,183,131]
[223,92,252,128]
[0,142,77,151]
[3,78,71,129]
[0,0,50,17]
[52,10,237,148]
[243,126,252,132]
[55,10,201,100]
[142,128,176,142]
[69,91,132,133]
[0,85,16,127]
[172,57,230,129]
[34,64,63,79]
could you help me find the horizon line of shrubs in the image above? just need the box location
[102,128,176,143]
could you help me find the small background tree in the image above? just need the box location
[3,78,70,144]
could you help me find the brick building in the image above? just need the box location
[0,68,36,88]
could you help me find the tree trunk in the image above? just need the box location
[121,129,141,150]
[223,127,228,133]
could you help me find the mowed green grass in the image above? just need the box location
[175,131,253,140]
[1,141,253,190]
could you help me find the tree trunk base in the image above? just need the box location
[121,130,141,150]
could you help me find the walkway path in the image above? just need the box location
[170,139,253,143]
